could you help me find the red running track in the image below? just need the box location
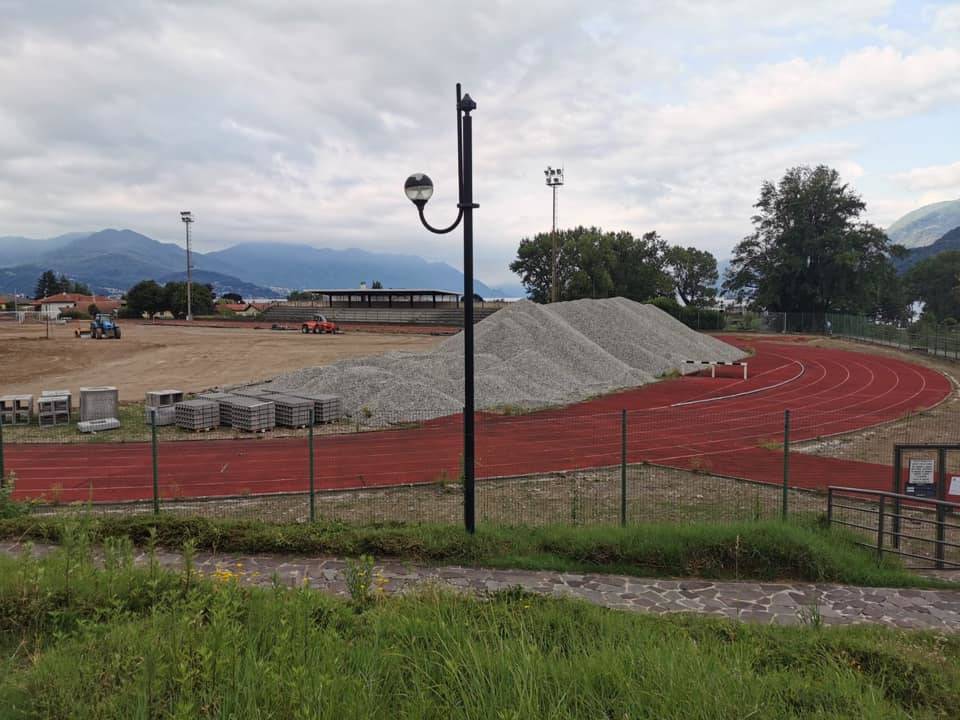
[7,337,956,504]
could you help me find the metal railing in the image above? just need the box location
[827,486,960,569]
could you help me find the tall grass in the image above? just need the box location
[0,543,958,719]
[1,513,954,588]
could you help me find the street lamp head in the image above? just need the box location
[404,173,434,207]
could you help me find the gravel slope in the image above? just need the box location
[261,298,745,420]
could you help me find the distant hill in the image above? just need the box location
[0,233,90,266]
[0,229,507,298]
[157,270,281,299]
[201,242,504,297]
[896,225,960,272]
[886,199,960,249]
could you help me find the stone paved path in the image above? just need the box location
[4,541,960,631]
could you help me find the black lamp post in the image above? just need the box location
[404,83,478,534]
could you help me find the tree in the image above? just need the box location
[126,280,166,316]
[220,292,243,304]
[723,165,904,316]
[510,226,673,303]
[163,281,214,317]
[287,290,314,301]
[372,280,383,289]
[34,270,62,299]
[905,251,960,323]
[666,246,718,306]
[87,303,100,317]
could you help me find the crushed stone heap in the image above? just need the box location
[261,297,745,421]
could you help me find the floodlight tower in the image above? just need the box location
[180,211,194,321]
[544,166,564,303]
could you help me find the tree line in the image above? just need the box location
[34,270,92,298]
[510,229,719,308]
[512,164,960,325]
[124,280,216,318]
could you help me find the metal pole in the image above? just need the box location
[309,411,316,523]
[0,411,5,488]
[551,183,558,303]
[936,504,946,570]
[781,409,790,520]
[461,96,476,535]
[877,496,886,563]
[185,220,193,321]
[826,487,833,527]
[620,410,627,526]
[151,412,159,516]
[892,446,902,549]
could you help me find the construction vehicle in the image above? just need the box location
[300,314,339,334]
[89,313,121,339]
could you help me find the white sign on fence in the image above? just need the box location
[950,477,960,496]
[908,459,935,486]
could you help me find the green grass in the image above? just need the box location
[0,545,958,719]
[1,513,954,588]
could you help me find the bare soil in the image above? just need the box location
[0,320,441,402]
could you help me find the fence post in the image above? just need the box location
[0,411,5,488]
[151,412,159,516]
[309,410,316,523]
[781,410,790,520]
[877,496,886,563]
[892,446,902,549]
[936,504,946,570]
[620,410,627,527]
[826,487,833,527]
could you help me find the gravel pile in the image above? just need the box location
[260,298,745,421]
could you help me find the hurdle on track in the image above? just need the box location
[683,360,748,379]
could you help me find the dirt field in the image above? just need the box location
[0,321,441,402]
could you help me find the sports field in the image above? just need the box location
[6,335,955,504]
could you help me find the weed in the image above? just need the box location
[798,599,823,629]
[344,554,376,608]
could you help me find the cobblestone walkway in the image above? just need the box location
[4,541,960,631]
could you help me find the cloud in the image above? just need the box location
[0,1,956,285]
[892,160,960,199]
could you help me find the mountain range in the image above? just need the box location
[0,229,514,298]
[897,225,960,272]
[886,199,960,250]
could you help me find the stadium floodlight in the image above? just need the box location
[544,166,564,302]
[180,211,194,321]
[403,83,480,534]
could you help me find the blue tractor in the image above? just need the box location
[90,313,121,339]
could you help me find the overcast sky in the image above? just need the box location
[1,1,959,287]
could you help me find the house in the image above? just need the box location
[217,302,268,317]
[34,293,122,318]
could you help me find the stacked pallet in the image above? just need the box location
[175,399,220,431]
[144,388,184,427]
[146,389,184,407]
[37,393,71,428]
[221,395,276,432]
[0,394,33,426]
[269,394,314,427]
[144,405,176,426]
[280,392,342,423]
[80,387,118,422]
[196,391,237,427]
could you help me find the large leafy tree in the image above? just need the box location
[666,246,718,306]
[723,165,904,316]
[905,251,960,322]
[510,226,673,303]
[125,280,166,316]
[163,281,214,317]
